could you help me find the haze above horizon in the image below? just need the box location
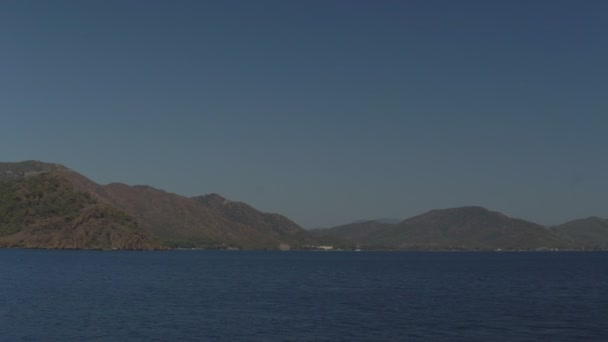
[2,1,607,228]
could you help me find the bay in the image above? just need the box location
[1,250,607,341]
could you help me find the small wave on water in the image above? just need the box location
[1,250,607,341]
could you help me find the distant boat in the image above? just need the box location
[355,243,361,252]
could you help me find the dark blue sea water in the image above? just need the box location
[1,250,607,341]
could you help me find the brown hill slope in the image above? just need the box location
[0,172,160,250]
[19,161,321,249]
[193,194,317,246]
[1,161,324,249]
[92,183,314,249]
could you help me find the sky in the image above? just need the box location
[1,1,607,228]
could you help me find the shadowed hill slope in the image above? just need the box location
[312,220,396,245]
[551,217,608,249]
[378,206,569,250]
[318,207,573,250]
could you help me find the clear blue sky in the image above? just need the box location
[2,1,607,228]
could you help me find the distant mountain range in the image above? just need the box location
[314,207,608,251]
[1,161,607,251]
[551,217,608,249]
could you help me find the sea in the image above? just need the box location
[1,250,607,341]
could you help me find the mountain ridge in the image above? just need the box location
[315,206,606,250]
[2,161,607,251]
[551,217,608,249]
[0,161,328,250]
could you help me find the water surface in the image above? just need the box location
[1,250,607,341]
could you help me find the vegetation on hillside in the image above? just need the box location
[2,161,607,251]
[316,207,589,251]
[0,160,64,181]
[551,217,608,250]
[0,173,93,236]
[0,173,160,250]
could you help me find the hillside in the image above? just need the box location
[318,207,572,250]
[193,194,320,247]
[312,220,395,246]
[0,160,65,181]
[0,161,328,250]
[551,217,608,249]
[91,183,322,249]
[3,161,605,251]
[0,172,159,250]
